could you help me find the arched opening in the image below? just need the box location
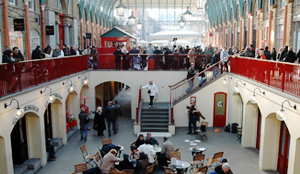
[44,99,65,145]
[231,93,243,126]
[277,121,290,174]
[243,101,260,148]
[66,90,80,138]
[0,136,8,174]
[10,112,43,168]
[58,0,68,14]
[260,113,281,170]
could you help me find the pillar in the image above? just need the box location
[227,22,231,47]
[3,0,10,47]
[233,19,237,46]
[223,23,226,48]
[80,18,84,49]
[247,13,253,46]
[91,22,94,46]
[41,4,46,49]
[24,0,31,59]
[239,17,244,50]
[282,5,288,47]
[64,24,70,46]
[269,5,276,49]
[55,21,59,45]
[96,24,99,47]
[86,21,89,47]
[284,2,293,47]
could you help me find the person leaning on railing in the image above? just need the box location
[1,49,19,92]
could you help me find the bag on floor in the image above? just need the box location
[224,124,230,132]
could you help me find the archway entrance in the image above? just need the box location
[44,104,53,140]
[277,121,290,174]
[231,93,243,125]
[11,117,28,164]
[243,102,260,147]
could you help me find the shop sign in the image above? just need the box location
[14,19,24,31]
[24,105,39,113]
[46,26,55,35]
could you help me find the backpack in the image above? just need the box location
[224,124,230,132]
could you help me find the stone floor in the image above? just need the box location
[36,89,279,174]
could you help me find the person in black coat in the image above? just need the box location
[70,45,77,55]
[284,47,297,81]
[135,152,149,174]
[264,46,271,60]
[113,46,124,70]
[198,62,207,87]
[117,153,134,171]
[93,107,106,136]
[105,101,118,137]
[135,134,145,148]
[32,45,42,60]
[271,48,277,61]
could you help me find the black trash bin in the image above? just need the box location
[231,123,238,133]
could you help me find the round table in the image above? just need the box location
[172,161,191,174]
[153,145,161,153]
[189,147,206,156]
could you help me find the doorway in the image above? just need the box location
[10,116,28,164]
[256,109,262,150]
[44,104,53,140]
[277,121,290,174]
[213,92,227,127]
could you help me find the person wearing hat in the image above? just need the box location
[215,159,228,174]
[93,106,106,136]
[100,149,122,174]
[113,46,124,70]
[117,153,134,171]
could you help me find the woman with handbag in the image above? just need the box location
[141,80,158,108]
[93,107,106,136]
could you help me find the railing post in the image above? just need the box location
[34,62,38,86]
[17,64,22,91]
[282,64,286,92]
[267,61,271,86]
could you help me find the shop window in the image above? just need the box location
[9,27,23,54]
[30,29,40,52]
[9,0,16,5]
[28,0,34,11]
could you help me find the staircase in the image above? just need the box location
[14,158,41,174]
[140,102,169,132]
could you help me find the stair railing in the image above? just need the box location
[169,60,224,124]
[136,87,142,123]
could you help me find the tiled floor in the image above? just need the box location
[36,89,279,174]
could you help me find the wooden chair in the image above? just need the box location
[169,151,181,160]
[174,148,179,152]
[102,139,112,146]
[196,122,208,140]
[198,166,208,173]
[109,168,127,174]
[151,159,157,168]
[205,158,213,173]
[163,166,175,174]
[189,154,205,173]
[130,141,136,146]
[80,145,95,167]
[207,152,223,168]
[122,169,135,174]
[94,152,102,167]
[145,165,154,174]
[72,163,88,174]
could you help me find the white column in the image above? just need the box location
[64,24,70,46]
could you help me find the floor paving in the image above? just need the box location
[36,89,279,174]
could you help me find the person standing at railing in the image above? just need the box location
[81,46,92,68]
[141,80,158,108]
[240,47,254,57]
[113,46,124,70]
[130,46,139,70]
[284,47,297,81]
[220,47,229,74]
[91,46,98,70]
[139,46,147,70]
[31,46,42,60]
[154,46,163,69]
[62,44,69,56]
[186,63,198,93]
[50,44,64,58]
[147,43,155,59]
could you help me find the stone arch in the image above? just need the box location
[231,93,244,125]
[66,90,80,126]
[59,0,68,14]
[242,100,261,147]
[259,112,281,170]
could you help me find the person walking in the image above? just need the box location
[105,101,118,137]
[113,100,122,131]
[93,106,106,136]
[186,63,197,93]
[141,80,158,108]
[186,97,201,134]
[79,108,89,141]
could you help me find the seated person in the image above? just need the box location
[100,149,122,174]
[138,139,156,165]
[116,153,134,171]
[146,133,159,145]
[222,163,233,174]
[101,143,121,154]
[135,134,145,148]
[130,145,139,160]
[158,137,174,167]
[135,152,149,174]
[215,158,228,174]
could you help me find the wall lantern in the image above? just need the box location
[63,79,76,92]
[78,74,89,85]
[249,88,265,104]
[40,86,56,103]
[233,80,246,93]
[276,100,297,121]
[116,0,127,16]
[4,99,24,119]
